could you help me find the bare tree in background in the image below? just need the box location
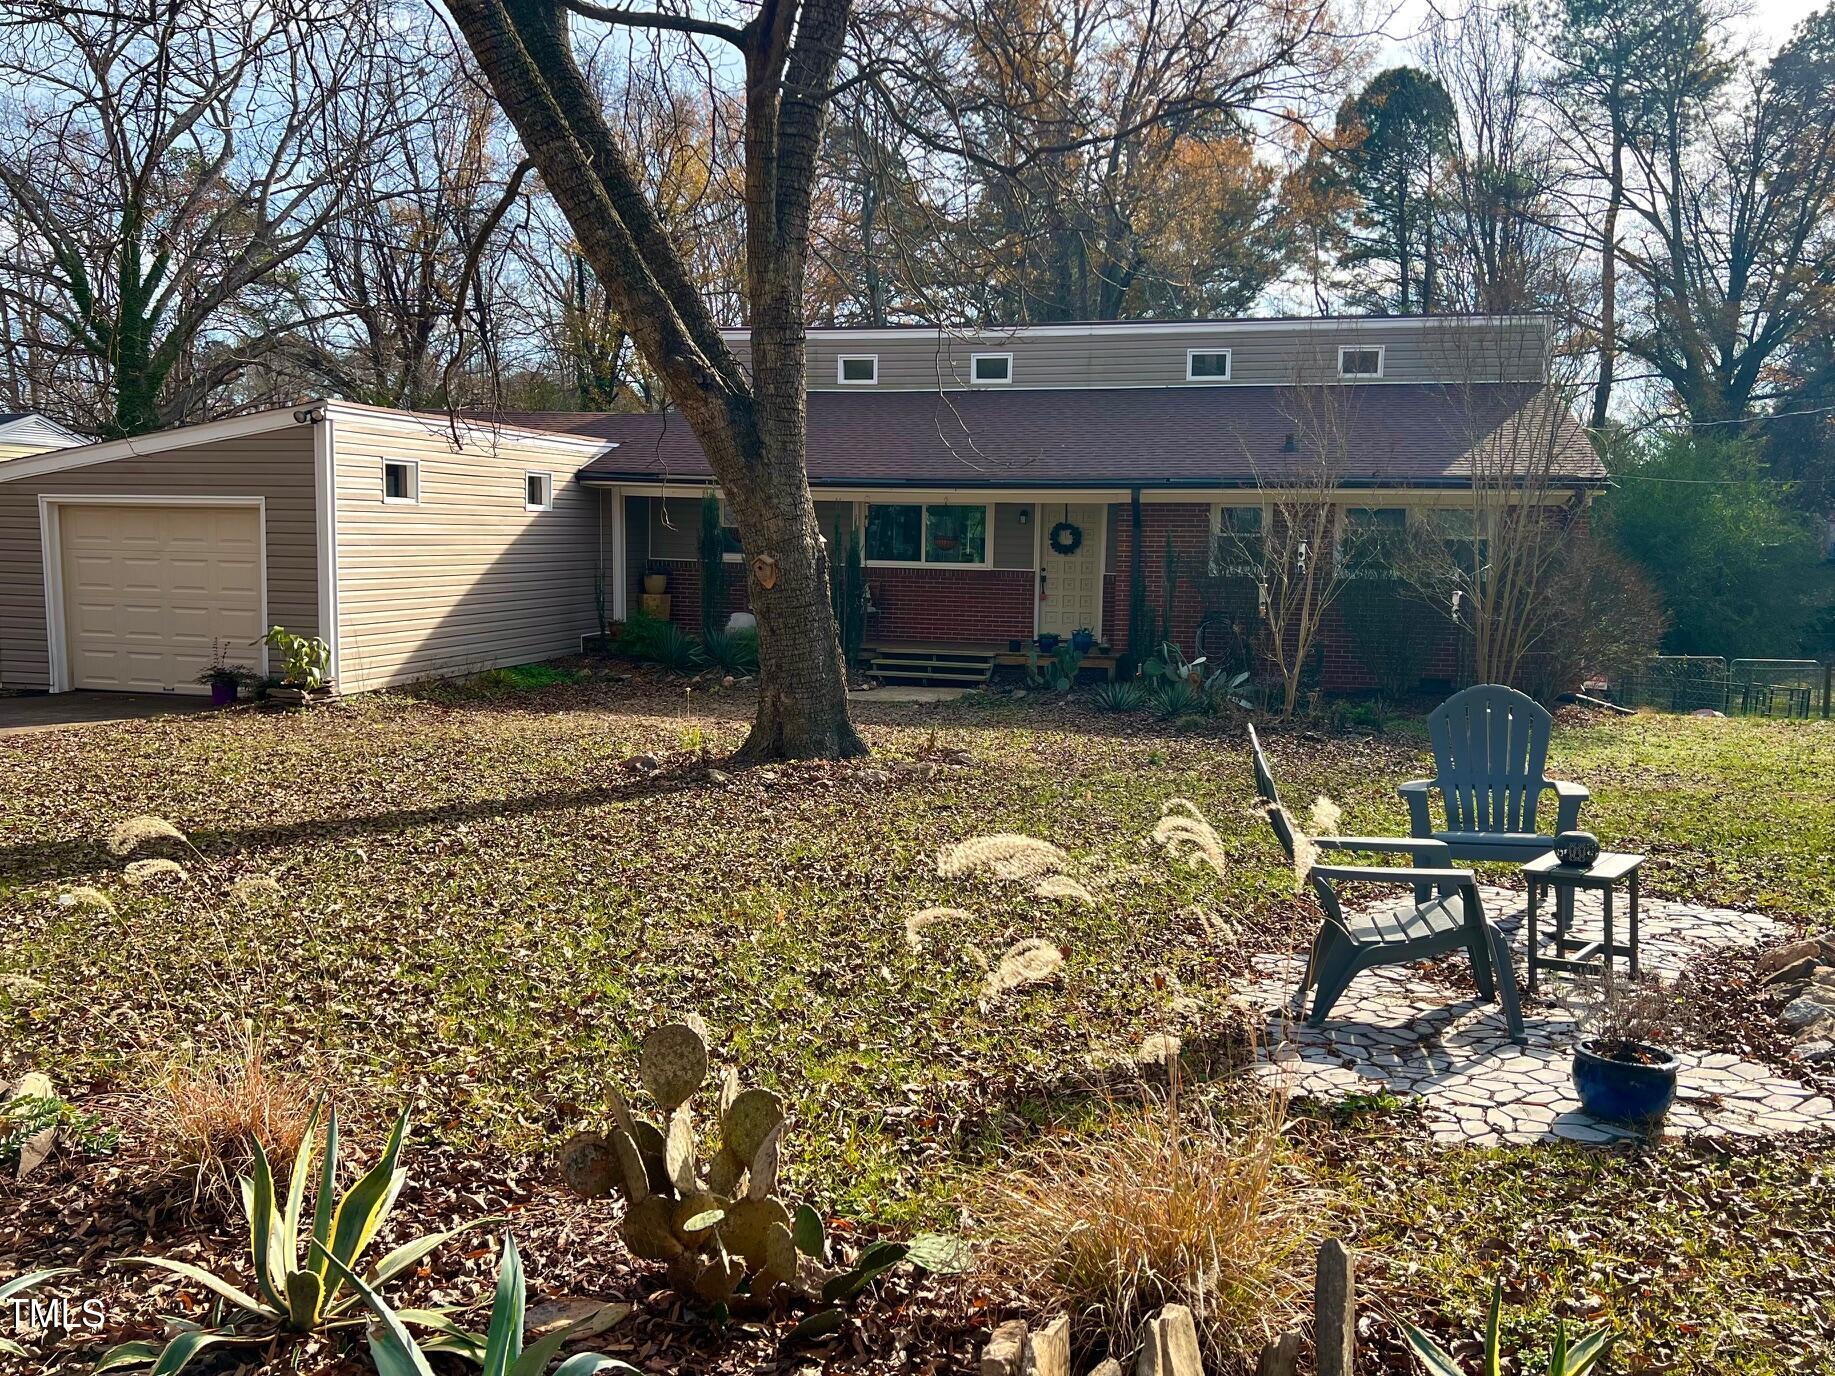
[1217,358,1360,716]
[1420,3,1569,316]
[0,0,399,436]
[1401,320,1603,690]
[442,0,865,760]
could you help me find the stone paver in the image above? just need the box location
[1237,885,1831,1145]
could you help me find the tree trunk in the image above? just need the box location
[444,0,864,760]
[1590,131,1623,430]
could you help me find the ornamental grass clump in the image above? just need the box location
[973,1074,1306,1371]
[106,814,188,857]
[148,1029,317,1212]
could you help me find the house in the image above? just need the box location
[0,315,1603,698]
[0,411,88,461]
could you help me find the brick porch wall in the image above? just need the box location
[865,567,1036,644]
[647,559,748,634]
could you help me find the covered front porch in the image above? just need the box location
[858,640,1123,686]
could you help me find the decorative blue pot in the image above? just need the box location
[1572,1039,1679,1124]
[1036,633,1061,653]
[1071,629,1096,653]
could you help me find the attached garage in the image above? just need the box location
[0,402,612,698]
[50,500,267,694]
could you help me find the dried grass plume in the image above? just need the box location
[905,906,972,952]
[56,885,116,915]
[125,858,186,884]
[1308,796,1343,838]
[939,834,1068,882]
[106,815,187,857]
[1153,799,1228,878]
[1032,875,1096,906]
[984,937,1065,997]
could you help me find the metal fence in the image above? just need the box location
[1603,656,1832,718]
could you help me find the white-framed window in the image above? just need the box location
[1342,505,1408,533]
[714,497,745,561]
[1186,349,1233,382]
[836,354,878,385]
[1338,345,1385,379]
[525,471,554,511]
[970,352,1013,384]
[863,502,990,566]
[1209,502,1266,574]
[382,459,419,504]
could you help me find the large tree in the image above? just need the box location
[442,0,864,760]
[1312,66,1456,314]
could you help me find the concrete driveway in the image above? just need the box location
[0,690,218,736]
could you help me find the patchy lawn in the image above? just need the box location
[1,680,1831,1372]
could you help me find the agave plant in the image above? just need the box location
[98,1103,495,1373]
[1403,1284,1611,1376]
[320,1232,637,1376]
[1,1268,72,1357]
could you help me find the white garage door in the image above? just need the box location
[58,503,263,693]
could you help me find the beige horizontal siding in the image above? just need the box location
[726,318,1547,391]
[0,428,317,691]
[330,412,600,693]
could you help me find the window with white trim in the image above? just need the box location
[1210,503,1264,573]
[837,355,878,384]
[1338,345,1384,378]
[970,353,1012,384]
[383,459,419,504]
[525,471,554,511]
[1186,349,1232,381]
[864,502,989,565]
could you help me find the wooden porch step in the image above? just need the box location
[865,644,997,686]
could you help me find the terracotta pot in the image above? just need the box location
[643,573,668,596]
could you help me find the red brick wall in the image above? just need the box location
[1108,500,1466,693]
[647,558,749,634]
[865,567,1036,643]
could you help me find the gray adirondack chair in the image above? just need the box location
[1250,724,1524,1043]
[1400,684,1589,862]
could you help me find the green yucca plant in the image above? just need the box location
[2,1268,73,1357]
[1091,681,1146,713]
[98,1103,495,1373]
[1403,1284,1612,1376]
[320,1232,637,1376]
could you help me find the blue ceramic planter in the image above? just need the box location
[1572,1039,1678,1124]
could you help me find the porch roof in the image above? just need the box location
[489,382,1604,490]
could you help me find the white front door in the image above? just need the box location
[1036,502,1105,640]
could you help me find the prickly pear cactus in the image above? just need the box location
[559,1019,820,1306]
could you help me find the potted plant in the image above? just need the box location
[643,569,669,596]
[1565,976,1681,1127]
[259,625,334,705]
[1070,626,1095,654]
[1036,632,1062,654]
[193,640,251,707]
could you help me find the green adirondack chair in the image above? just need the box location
[1250,724,1525,1043]
[1400,684,1589,862]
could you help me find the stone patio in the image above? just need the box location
[1238,886,1833,1145]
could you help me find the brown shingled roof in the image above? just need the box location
[483,383,1603,489]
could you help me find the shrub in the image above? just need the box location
[973,1080,1306,1369]
[259,625,331,690]
[1091,681,1146,713]
[1519,538,1666,703]
[702,628,759,675]
[620,611,706,672]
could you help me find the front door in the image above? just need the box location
[1036,502,1105,640]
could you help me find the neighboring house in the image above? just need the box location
[0,314,1604,698]
[0,411,88,461]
